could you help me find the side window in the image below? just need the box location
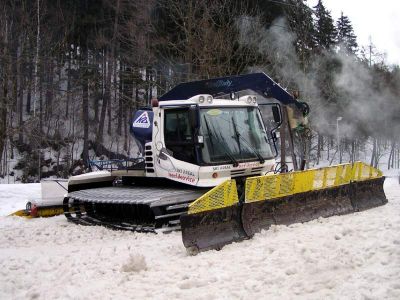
[164,108,195,164]
[164,109,192,143]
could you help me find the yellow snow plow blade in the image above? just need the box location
[181,162,387,253]
[245,161,382,203]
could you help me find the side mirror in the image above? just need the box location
[189,105,199,129]
[272,105,281,124]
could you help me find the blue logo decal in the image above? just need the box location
[133,111,151,128]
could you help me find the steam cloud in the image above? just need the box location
[236,16,400,139]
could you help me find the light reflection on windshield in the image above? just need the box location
[199,107,273,164]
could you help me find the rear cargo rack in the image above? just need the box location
[89,158,145,171]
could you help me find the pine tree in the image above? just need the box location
[285,0,316,66]
[313,0,336,50]
[336,12,358,54]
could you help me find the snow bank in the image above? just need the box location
[0,183,40,216]
[0,178,399,299]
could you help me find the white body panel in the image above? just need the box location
[150,96,276,187]
[29,179,69,207]
[68,170,116,186]
[154,150,274,187]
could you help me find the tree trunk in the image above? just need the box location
[33,0,40,117]
[123,101,128,152]
[18,79,23,145]
[327,137,330,161]
[26,55,32,114]
[117,64,123,136]
[97,49,111,144]
[135,85,139,109]
[18,39,24,145]
[11,38,18,145]
[350,140,355,163]
[279,106,287,172]
[388,141,395,170]
[39,63,43,133]
[149,68,153,101]
[45,58,54,124]
[0,61,8,176]
[95,51,105,124]
[107,71,112,136]
[66,50,71,118]
[370,138,376,167]
[82,49,89,165]
[316,133,321,165]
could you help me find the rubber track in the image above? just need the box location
[63,197,156,233]
[63,186,203,233]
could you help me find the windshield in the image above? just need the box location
[199,107,273,164]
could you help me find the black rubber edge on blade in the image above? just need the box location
[180,203,248,254]
[242,177,387,236]
[181,177,387,253]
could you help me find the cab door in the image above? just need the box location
[164,107,196,164]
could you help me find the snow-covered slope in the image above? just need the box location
[0,178,399,299]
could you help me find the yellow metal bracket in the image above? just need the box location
[188,180,239,214]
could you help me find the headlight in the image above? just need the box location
[247,96,252,104]
[199,96,205,103]
[252,96,257,103]
[207,96,213,103]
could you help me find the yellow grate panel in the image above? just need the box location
[188,180,239,214]
[245,162,383,203]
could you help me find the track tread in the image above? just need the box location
[63,186,204,233]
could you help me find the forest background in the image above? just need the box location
[1,0,399,182]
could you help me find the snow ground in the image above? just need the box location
[0,177,400,299]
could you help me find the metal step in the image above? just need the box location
[166,203,190,211]
[168,219,181,225]
[154,211,184,220]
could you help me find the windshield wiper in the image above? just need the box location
[203,116,239,167]
[203,116,215,154]
[217,131,239,167]
[231,117,242,154]
[231,116,265,164]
